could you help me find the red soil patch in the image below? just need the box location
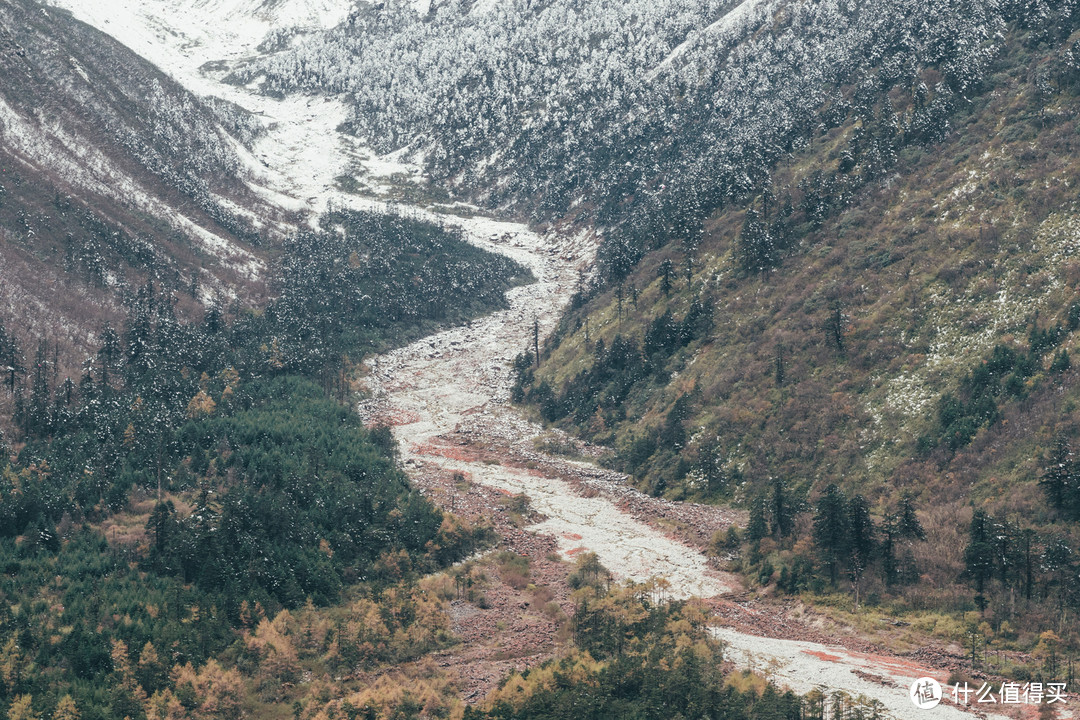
[412,442,482,462]
[561,532,583,541]
[565,546,587,556]
[801,649,843,662]
[849,650,945,681]
[385,409,422,426]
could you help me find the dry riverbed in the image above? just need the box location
[358,218,1040,718]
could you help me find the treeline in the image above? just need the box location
[267,208,529,378]
[514,293,715,495]
[732,482,927,611]
[515,0,1080,506]
[0,209,523,719]
[231,0,1080,284]
[959,437,1080,622]
[954,497,1080,680]
[465,583,802,720]
[518,294,713,423]
[732,461,1080,682]
[3,208,528,445]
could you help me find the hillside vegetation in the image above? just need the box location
[0,0,282,383]
[11,0,1080,713]
[0,208,529,718]
[510,0,1080,667]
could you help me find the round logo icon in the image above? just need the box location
[910,677,942,709]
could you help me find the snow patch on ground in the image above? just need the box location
[0,93,264,276]
[50,0,425,220]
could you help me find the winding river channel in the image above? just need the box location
[356,216,1015,720]
[46,1,1028,716]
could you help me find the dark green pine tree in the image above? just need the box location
[659,259,673,296]
[880,494,926,586]
[1039,434,1076,516]
[813,484,849,585]
[737,206,775,278]
[896,493,927,541]
[880,515,899,586]
[769,477,796,539]
[146,500,178,573]
[846,494,876,610]
[0,321,23,395]
[964,509,996,611]
[1051,348,1071,373]
[97,325,122,390]
[825,300,848,354]
[746,495,769,543]
[26,339,51,436]
[774,342,785,387]
[1042,535,1077,616]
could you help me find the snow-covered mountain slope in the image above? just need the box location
[0,0,289,369]
[1,0,412,371]
[232,0,1004,234]
[48,0,426,217]
[43,0,349,100]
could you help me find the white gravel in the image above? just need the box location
[359,218,730,600]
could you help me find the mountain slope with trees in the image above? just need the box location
[506,0,1080,669]
[11,0,1080,712]
[0,0,284,388]
[0,206,529,718]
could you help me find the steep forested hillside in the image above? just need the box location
[0,0,280,384]
[246,0,1080,631]
[12,0,1080,713]
[220,0,1080,669]
[502,0,1080,659]
[237,0,1019,235]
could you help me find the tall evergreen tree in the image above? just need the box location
[1040,434,1076,516]
[26,340,51,436]
[880,494,925,586]
[658,259,673,296]
[746,495,769,543]
[880,516,899,586]
[737,206,776,278]
[774,342,785,387]
[97,325,122,390]
[769,477,796,539]
[825,300,848,354]
[813,484,849,585]
[964,509,996,611]
[896,494,926,541]
[0,323,22,395]
[846,494,876,610]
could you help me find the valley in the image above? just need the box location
[5,0,1077,717]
